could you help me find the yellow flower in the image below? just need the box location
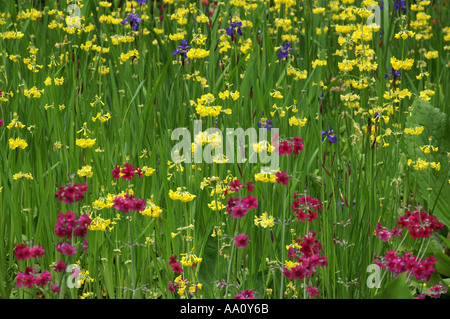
[270,90,283,99]
[254,213,275,228]
[424,51,438,59]
[186,48,210,59]
[76,138,96,148]
[231,91,240,101]
[404,126,424,135]
[77,165,93,178]
[9,137,28,150]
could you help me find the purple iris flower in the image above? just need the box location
[173,40,190,58]
[321,125,337,144]
[278,41,293,59]
[393,0,406,14]
[257,111,273,131]
[121,10,141,32]
[384,67,401,80]
[226,21,243,37]
[136,0,148,4]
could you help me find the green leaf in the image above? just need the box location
[373,273,414,299]
[403,98,450,228]
[198,235,219,298]
[428,235,450,278]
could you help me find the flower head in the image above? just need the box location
[121,10,141,31]
[278,41,293,60]
[173,40,190,58]
[234,233,249,248]
[226,15,243,37]
[321,124,337,144]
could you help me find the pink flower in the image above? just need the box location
[53,260,67,272]
[14,244,31,261]
[276,171,289,185]
[241,194,258,209]
[169,281,176,293]
[112,165,121,180]
[234,233,249,248]
[377,229,391,242]
[55,182,88,204]
[244,181,254,192]
[234,289,254,299]
[0,118,3,126]
[51,284,61,293]
[55,242,77,257]
[229,179,243,192]
[307,285,319,298]
[230,204,248,218]
[278,141,292,155]
[397,208,444,239]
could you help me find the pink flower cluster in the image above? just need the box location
[112,193,146,213]
[14,244,60,292]
[397,208,444,239]
[55,182,88,204]
[291,193,323,222]
[276,136,304,155]
[16,267,52,289]
[227,194,258,218]
[112,163,143,181]
[55,211,91,239]
[169,255,183,274]
[283,231,328,282]
[416,282,448,299]
[374,250,437,281]
[14,244,45,261]
[375,222,402,242]
[225,179,258,219]
[234,289,255,299]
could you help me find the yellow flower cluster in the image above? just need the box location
[12,172,33,180]
[254,213,275,228]
[404,126,424,135]
[169,188,196,202]
[24,86,44,98]
[9,137,28,150]
[77,165,93,178]
[140,199,163,218]
[390,57,415,71]
[254,172,278,183]
[180,254,203,267]
[89,215,111,231]
[286,66,307,80]
[407,158,441,171]
[289,116,307,127]
[186,48,210,60]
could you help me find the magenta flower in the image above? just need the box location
[306,286,319,298]
[53,260,67,272]
[55,242,77,257]
[230,204,248,218]
[278,141,292,155]
[0,118,3,126]
[55,182,88,204]
[276,171,289,185]
[234,233,249,248]
[397,208,444,239]
[234,289,254,299]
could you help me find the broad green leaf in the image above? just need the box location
[403,98,450,228]
[373,273,413,299]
